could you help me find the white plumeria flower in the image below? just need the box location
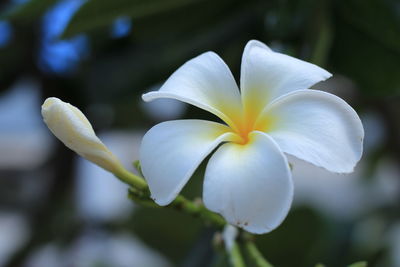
[140,40,364,234]
[42,97,123,173]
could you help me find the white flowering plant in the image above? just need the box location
[42,40,365,267]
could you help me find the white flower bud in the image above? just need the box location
[41,97,122,173]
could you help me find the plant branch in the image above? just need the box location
[120,165,226,228]
[242,234,273,267]
[114,166,148,190]
[228,241,246,267]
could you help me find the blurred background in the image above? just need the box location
[0,0,399,266]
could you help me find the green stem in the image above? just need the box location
[119,167,226,228]
[128,188,226,228]
[309,0,333,67]
[243,240,273,267]
[114,167,148,190]
[229,242,245,267]
[168,195,226,228]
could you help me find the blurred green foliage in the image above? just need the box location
[61,0,203,39]
[0,0,399,266]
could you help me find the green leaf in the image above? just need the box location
[61,0,203,39]
[0,0,58,21]
[348,261,367,267]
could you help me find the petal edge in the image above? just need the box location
[261,89,364,173]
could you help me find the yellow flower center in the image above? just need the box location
[230,111,275,145]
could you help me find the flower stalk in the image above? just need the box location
[113,167,148,190]
[228,241,246,267]
[130,160,227,227]
[168,195,226,228]
[243,239,273,267]
[126,178,226,228]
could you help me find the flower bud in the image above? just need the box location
[41,97,122,173]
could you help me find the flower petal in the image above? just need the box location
[260,90,364,173]
[203,131,293,234]
[240,40,332,120]
[143,52,243,131]
[140,119,237,205]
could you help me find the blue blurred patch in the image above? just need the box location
[0,21,13,48]
[38,0,89,75]
[11,0,30,4]
[111,17,132,38]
